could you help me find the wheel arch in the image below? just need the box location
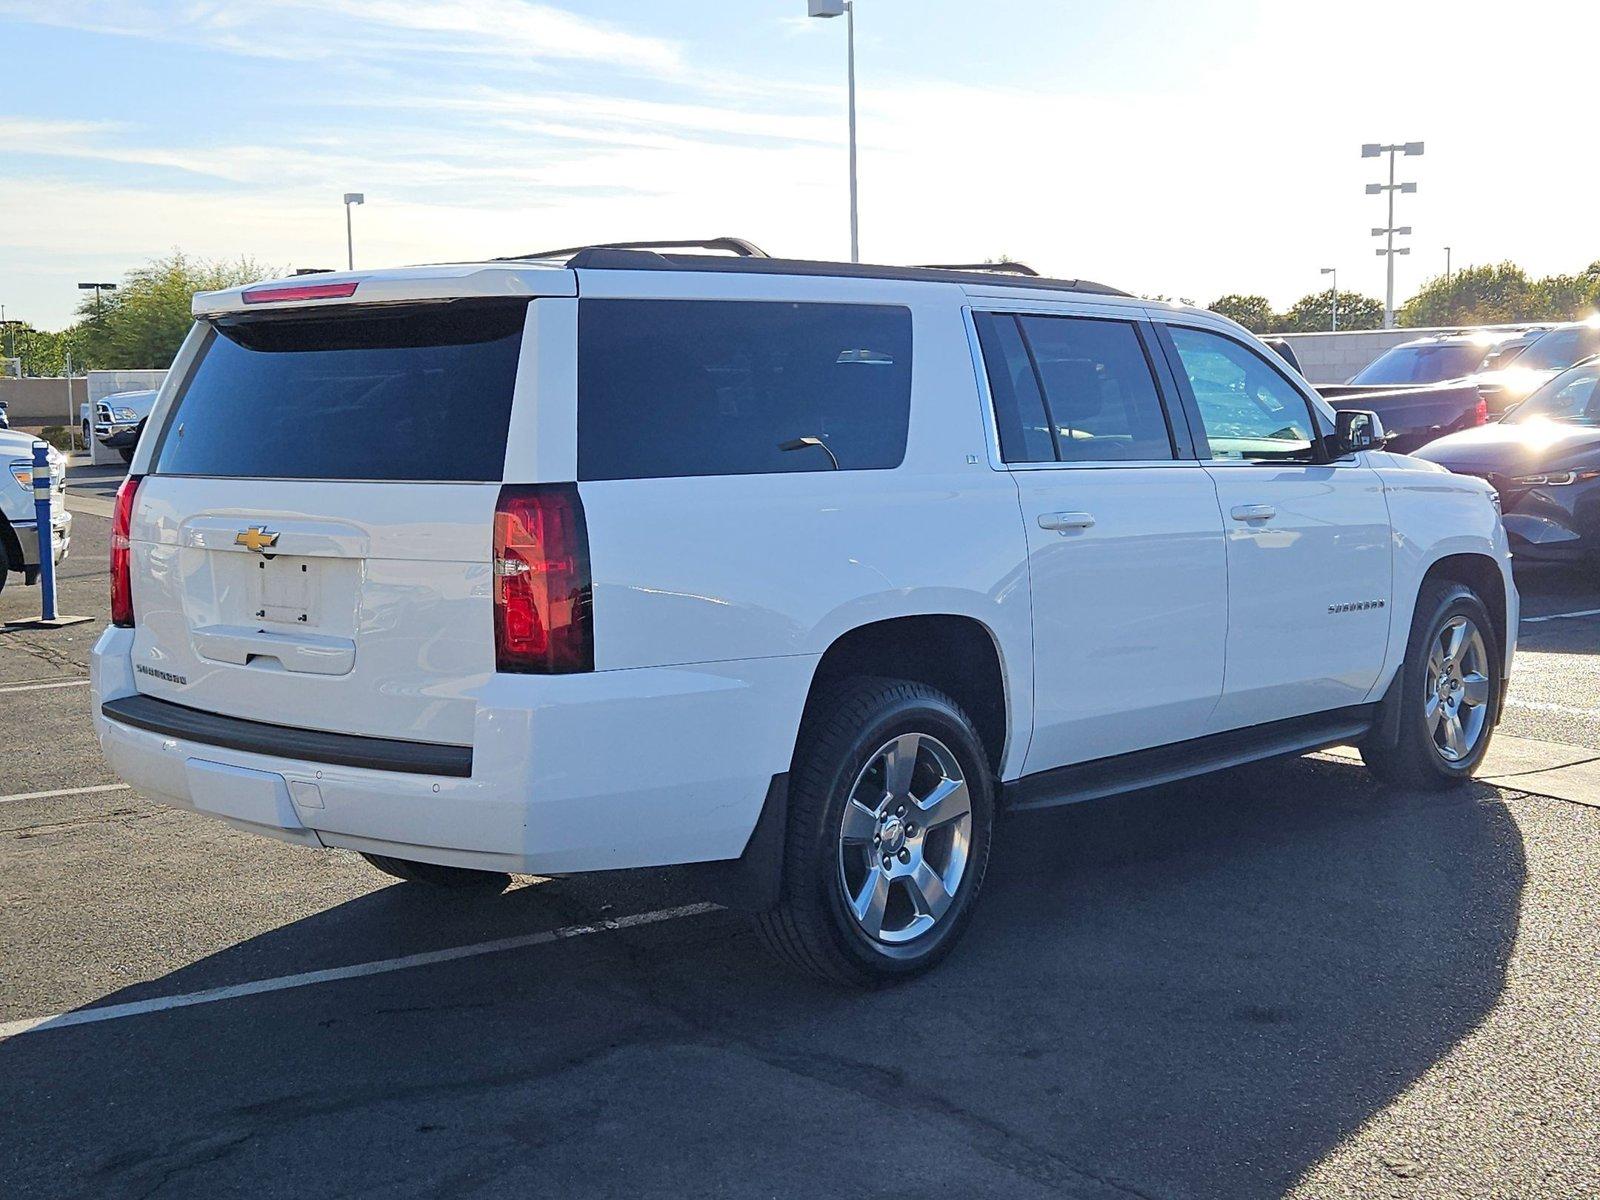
[801,613,1012,777]
[1419,551,1509,664]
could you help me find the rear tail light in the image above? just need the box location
[110,474,143,627]
[241,280,359,305]
[492,484,593,674]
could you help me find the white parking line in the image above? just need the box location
[0,782,131,805]
[0,679,90,695]
[0,902,719,1042]
[1523,608,1600,624]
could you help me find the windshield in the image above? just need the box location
[1350,342,1488,386]
[1510,326,1600,371]
[1507,363,1600,425]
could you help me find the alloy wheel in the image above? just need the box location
[836,731,974,945]
[1426,615,1491,763]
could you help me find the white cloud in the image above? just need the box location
[0,0,683,73]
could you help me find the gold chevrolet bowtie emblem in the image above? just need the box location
[234,526,280,554]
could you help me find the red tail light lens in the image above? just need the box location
[1473,396,1489,425]
[493,484,593,674]
[110,474,143,627]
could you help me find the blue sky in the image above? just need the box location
[3,1,1598,330]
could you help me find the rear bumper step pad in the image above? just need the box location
[101,694,473,778]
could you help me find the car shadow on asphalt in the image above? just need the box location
[0,754,1525,1200]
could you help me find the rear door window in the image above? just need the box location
[973,312,1177,463]
[151,300,528,481]
[577,300,912,480]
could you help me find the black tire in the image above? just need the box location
[755,676,995,988]
[80,422,91,453]
[118,447,135,464]
[1362,580,1501,789]
[359,852,511,893]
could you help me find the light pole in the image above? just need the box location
[1445,246,1452,287]
[76,281,117,318]
[343,193,365,271]
[1320,267,1338,332]
[1363,141,1423,329]
[809,0,859,263]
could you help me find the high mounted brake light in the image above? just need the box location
[110,474,143,627]
[241,281,360,305]
[493,484,594,674]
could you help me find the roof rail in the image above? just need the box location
[915,261,1040,277]
[503,237,769,262]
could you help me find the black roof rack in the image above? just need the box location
[504,237,769,261]
[508,245,1127,298]
[915,261,1039,277]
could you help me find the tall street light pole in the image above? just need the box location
[1320,266,1338,332]
[343,193,365,271]
[1445,246,1452,287]
[809,0,859,263]
[1363,141,1423,329]
[76,281,118,318]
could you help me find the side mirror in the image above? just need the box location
[1335,409,1387,454]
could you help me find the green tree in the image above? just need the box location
[4,324,88,376]
[1207,294,1275,332]
[1398,261,1539,327]
[1276,290,1385,333]
[75,251,272,369]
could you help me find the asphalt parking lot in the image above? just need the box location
[2,460,1597,1199]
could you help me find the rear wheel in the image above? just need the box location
[1362,581,1500,789]
[80,421,91,453]
[755,677,994,987]
[359,852,510,893]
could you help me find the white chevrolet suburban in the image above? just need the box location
[90,242,1517,986]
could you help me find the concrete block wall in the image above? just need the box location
[0,377,87,430]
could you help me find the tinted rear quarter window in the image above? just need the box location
[1018,315,1174,462]
[578,300,912,481]
[973,312,1054,463]
[152,300,527,481]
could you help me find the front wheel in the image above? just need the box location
[1362,580,1501,789]
[755,677,995,987]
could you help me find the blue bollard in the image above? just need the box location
[31,442,57,621]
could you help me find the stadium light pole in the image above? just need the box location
[809,0,859,263]
[76,281,117,318]
[1363,141,1423,329]
[1320,267,1338,331]
[343,192,365,271]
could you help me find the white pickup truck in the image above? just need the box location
[81,388,159,464]
[0,429,70,595]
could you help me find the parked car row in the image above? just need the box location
[1320,322,1600,454]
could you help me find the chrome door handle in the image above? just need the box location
[1230,504,1277,522]
[1039,511,1095,532]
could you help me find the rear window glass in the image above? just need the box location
[578,299,912,480]
[151,301,528,481]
